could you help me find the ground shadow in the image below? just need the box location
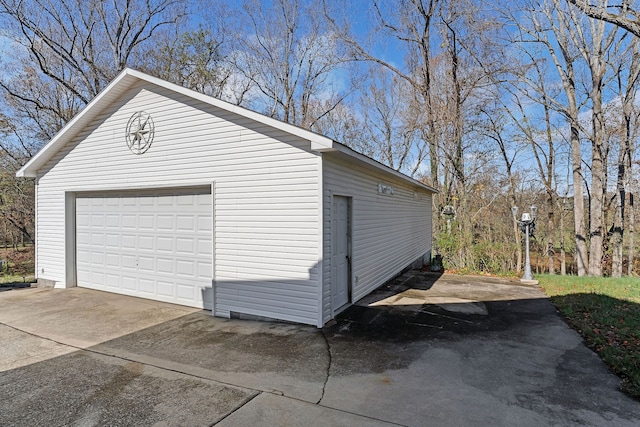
[0,282,33,292]
[2,272,640,426]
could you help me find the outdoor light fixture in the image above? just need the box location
[442,205,456,218]
[512,205,538,283]
[442,205,456,232]
[377,183,394,195]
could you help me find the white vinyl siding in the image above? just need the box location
[35,81,321,325]
[322,153,433,323]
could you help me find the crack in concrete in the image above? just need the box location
[418,308,477,324]
[2,321,406,426]
[405,321,443,329]
[0,321,256,394]
[210,391,260,426]
[317,328,332,405]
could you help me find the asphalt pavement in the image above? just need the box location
[1,271,639,426]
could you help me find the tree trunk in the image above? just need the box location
[629,192,635,275]
[571,122,589,276]
[618,40,639,276]
[560,202,566,275]
[547,197,555,275]
[611,145,627,277]
[588,66,605,277]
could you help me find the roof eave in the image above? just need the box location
[16,68,336,179]
[14,68,432,195]
[331,142,438,193]
[15,69,139,178]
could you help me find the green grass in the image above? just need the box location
[538,275,640,400]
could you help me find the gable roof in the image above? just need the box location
[16,68,437,193]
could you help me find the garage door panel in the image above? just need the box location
[121,234,136,249]
[91,233,104,245]
[105,234,119,247]
[106,197,119,207]
[122,197,137,207]
[198,217,212,232]
[198,261,212,278]
[90,198,105,208]
[140,197,155,207]
[158,281,174,297]
[77,213,90,227]
[139,278,154,294]
[122,215,137,229]
[138,256,154,272]
[198,239,213,255]
[176,216,195,231]
[76,188,212,309]
[77,269,90,282]
[91,214,104,227]
[138,235,154,250]
[106,274,120,289]
[176,238,194,254]
[157,237,173,251]
[157,216,174,230]
[177,282,196,300]
[105,215,119,228]
[91,251,104,264]
[122,276,136,291]
[105,253,119,267]
[158,197,173,207]
[92,271,106,286]
[121,254,136,269]
[157,258,174,274]
[139,214,155,229]
[176,260,194,276]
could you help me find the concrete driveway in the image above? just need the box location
[1,271,639,426]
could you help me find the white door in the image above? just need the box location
[332,196,350,310]
[75,188,213,309]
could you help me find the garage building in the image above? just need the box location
[17,68,435,327]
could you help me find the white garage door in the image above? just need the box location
[76,188,213,309]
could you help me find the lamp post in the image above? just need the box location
[512,205,538,283]
[442,205,456,232]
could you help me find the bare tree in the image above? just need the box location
[610,37,640,276]
[0,0,187,141]
[497,54,562,275]
[324,0,442,186]
[567,0,640,37]
[309,100,368,150]
[322,0,518,272]
[476,101,523,273]
[0,122,34,244]
[358,66,424,174]
[231,0,351,129]
[141,28,252,105]
[0,0,187,252]
[561,0,623,276]
[509,0,591,275]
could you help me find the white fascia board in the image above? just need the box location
[122,70,336,151]
[16,68,335,177]
[331,142,439,194]
[16,70,138,178]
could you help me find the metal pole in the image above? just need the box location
[523,223,533,281]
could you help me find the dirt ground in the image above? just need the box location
[0,245,34,277]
